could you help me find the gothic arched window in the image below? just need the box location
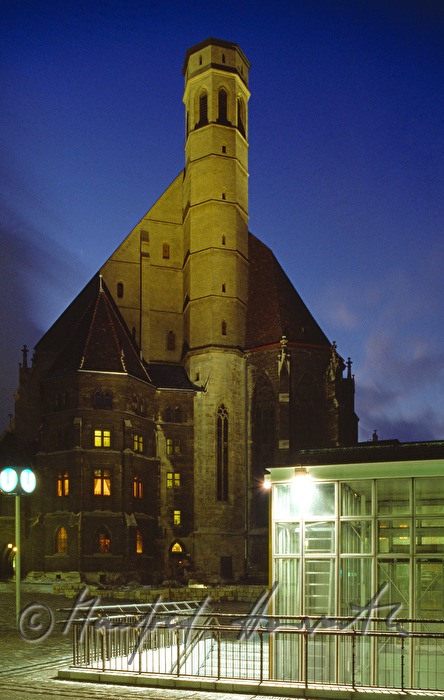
[217,405,229,501]
[136,528,143,554]
[198,91,208,127]
[55,526,68,554]
[95,527,111,553]
[237,97,246,137]
[218,88,228,124]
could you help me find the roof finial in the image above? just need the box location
[99,274,103,292]
[21,344,29,369]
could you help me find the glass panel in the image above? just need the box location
[304,558,335,615]
[273,481,335,519]
[274,558,301,615]
[340,557,372,616]
[415,477,444,514]
[273,484,302,520]
[275,522,301,554]
[341,480,372,516]
[377,479,410,515]
[416,519,444,554]
[307,482,335,516]
[378,520,410,554]
[377,559,410,619]
[415,560,444,619]
[305,521,335,553]
[341,521,372,553]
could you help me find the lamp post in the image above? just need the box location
[0,467,37,628]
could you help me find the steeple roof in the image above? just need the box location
[246,233,331,350]
[40,275,151,382]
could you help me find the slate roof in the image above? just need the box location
[246,233,331,350]
[0,429,35,466]
[35,232,332,383]
[148,363,201,391]
[41,275,151,383]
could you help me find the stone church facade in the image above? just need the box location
[1,39,357,584]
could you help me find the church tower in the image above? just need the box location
[182,38,250,352]
[182,40,251,579]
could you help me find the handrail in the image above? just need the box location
[65,611,444,693]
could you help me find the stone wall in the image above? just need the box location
[53,580,265,604]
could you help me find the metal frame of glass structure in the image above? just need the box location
[267,459,444,689]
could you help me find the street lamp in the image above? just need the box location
[0,467,37,628]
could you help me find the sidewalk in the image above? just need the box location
[0,580,279,700]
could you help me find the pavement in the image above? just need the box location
[0,581,292,700]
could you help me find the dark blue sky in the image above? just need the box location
[1,0,443,441]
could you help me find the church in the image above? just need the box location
[0,38,357,585]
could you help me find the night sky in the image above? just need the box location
[1,0,443,442]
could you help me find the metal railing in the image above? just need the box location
[61,606,444,693]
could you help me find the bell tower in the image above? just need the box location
[182,38,250,352]
[182,40,251,579]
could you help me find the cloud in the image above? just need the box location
[0,208,88,430]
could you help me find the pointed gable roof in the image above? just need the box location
[39,275,151,382]
[246,233,330,349]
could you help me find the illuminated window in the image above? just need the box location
[55,526,68,554]
[166,438,181,455]
[167,472,181,488]
[94,429,111,448]
[217,404,229,501]
[173,510,181,526]
[133,475,144,499]
[171,541,183,554]
[136,528,143,554]
[56,470,69,497]
[94,469,111,496]
[162,243,170,259]
[117,282,124,298]
[95,527,111,553]
[133,434,144,453]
